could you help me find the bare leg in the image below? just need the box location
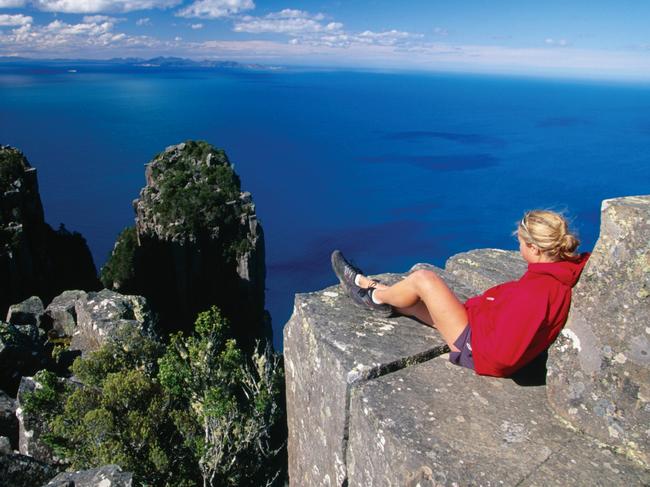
[395,301,435,327]
[359,270,467,352]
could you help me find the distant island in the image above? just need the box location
[0,56,282,72]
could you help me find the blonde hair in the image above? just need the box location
[518,210,580,261]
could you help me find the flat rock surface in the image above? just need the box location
[347,356,650,486]
[293,275,452,380]
[444,248,527,294]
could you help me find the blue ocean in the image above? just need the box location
[1,63,649,350]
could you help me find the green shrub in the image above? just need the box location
[25,329,195,485]
[100,226,138,291]
[24,308,284,486]
[158,306,284,487]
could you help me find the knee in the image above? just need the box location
[408,269,440,290]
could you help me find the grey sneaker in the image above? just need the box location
[331,250,392,316]
[331,249,362,292]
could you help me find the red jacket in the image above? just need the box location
[466,253,590,377]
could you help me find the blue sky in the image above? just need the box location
[1,0,649,79]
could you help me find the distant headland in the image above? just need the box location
[0,56,282,72]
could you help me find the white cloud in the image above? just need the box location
[433,27,448,37]
[234,9,340,35]
[288,28,420,49]
[176,0,254,19]
[234,17,333,35]
[136,17,150,25]
[30,0,180,14]
[83,14,123,23]
[190,23,203,29]
[0,16,161,54]
[267,9,323,21]
[232,9,421,50]
[0,0,26,7]
[545,38,570,47]
[0,13,32,26]
[356,29,416,46]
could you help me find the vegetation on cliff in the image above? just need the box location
[139,140,252,262]
[0,147,31,252]
[23,307,285,486]
[0,146,27,192]
[99,226,137,291]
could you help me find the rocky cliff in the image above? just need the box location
[284,195,650,486]
[102,141,269,347]
[0,146,100,318]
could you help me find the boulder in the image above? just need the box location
[0,321,51,396]
[0,453,58,487]
[547,195,650,466]
[43,465,133,487]
[44,291,87,337]
[16,376,59,463]
[283,263,508,486]
[0,389,18,449]
[70,289,156,355]
[347,355,650,486]
[0,145,100,320]
[6,296,45,328]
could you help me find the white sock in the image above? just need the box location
[370,289,384,304]
[354,274,363,287]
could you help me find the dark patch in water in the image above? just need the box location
[382,131,506,147]
[363,153,499,171]
[268,219,442,282]
[536,117,587,128]
[389,200,441,217]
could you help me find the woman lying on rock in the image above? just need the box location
[331,210,590,378]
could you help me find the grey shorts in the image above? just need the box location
[449,324,475,370]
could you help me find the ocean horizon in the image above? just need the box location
[2,61,649,350]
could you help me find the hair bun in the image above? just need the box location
[559,233,579,259]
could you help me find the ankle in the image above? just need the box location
[370,288,384,305]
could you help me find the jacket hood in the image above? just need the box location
[527,252,590,287]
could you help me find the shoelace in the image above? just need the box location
[345,255,379,290]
